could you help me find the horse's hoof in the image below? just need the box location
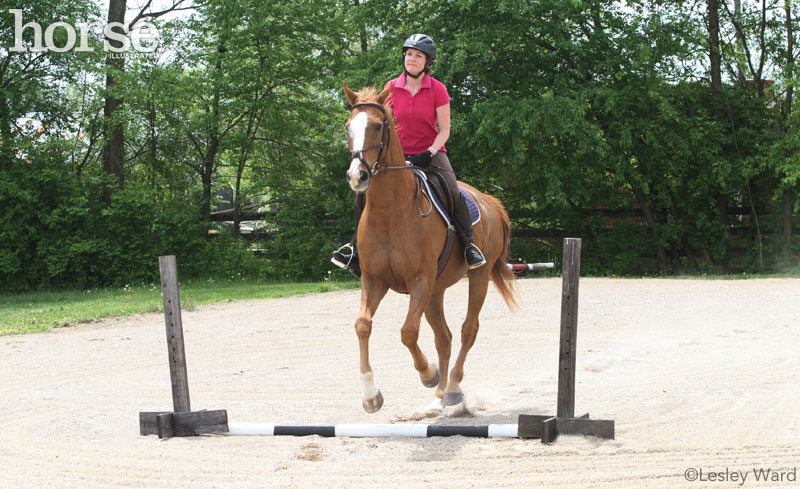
[362,390,384,413]
[444,402,468,418]
[443,390,464,406]
[420,366,440,388]
[425,397,444,413]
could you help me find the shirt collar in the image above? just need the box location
[394,72,432,90]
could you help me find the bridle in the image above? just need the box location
[347,101,433,217]
[348,102,408,175]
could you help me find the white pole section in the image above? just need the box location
[226,423,520,438]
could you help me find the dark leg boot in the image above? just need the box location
[331,243,360,278]
[453,194,487,269]
[331,193,365,278]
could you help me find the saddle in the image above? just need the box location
[411,169,481,278]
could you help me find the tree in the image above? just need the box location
[100,0,190,201]
[144,0,347,225]
[1,1,100,161]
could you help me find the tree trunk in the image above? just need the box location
[669,191,700,273]
[783,190,794,243]
[200,54,222,223]
[785,0,794,119]
[566,199,607,269]
[744,181,765,270]
[0,92,12,165]
[716,193,731,273]
[733,0,746,82]
[353,0,368,53]
[708,0,733,272]
[708,0,722,95]
[781,0,794,245]
[148,97,158,194]
[233,165,243,238]
[102,0,127,201]
[201,136,219,223]
[632,186,669,272]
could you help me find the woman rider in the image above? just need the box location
[332,34,486,277]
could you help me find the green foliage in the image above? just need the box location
[0,137,277,290]
[97,185,206,284]
[1,0,799,292]
[198,231,274,280]
[265,138,354,280]
[0,141,96,289]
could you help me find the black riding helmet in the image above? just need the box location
[402,34,436,78]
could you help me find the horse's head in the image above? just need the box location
[343,81,392,192]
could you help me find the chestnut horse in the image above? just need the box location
[343,82,517,413]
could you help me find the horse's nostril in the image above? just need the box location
[359,171,369,182]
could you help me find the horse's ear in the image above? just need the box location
[377,84,391,106]
[343,81,357,106]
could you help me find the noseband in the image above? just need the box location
[349,102,391,175]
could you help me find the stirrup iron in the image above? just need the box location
[465,244,487,269]
[331,243,355,269]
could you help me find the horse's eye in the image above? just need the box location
[373,123,383,131]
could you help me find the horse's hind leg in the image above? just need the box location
[401,287,439,390]
[444,269,490,406]
[423,291,452,401]
[356,280,388,413]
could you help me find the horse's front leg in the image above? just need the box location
[401,283,440,390]
[356,278,388,413]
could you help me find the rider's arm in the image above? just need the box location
[429,103,450,155]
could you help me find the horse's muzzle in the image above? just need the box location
[347,159,370,192]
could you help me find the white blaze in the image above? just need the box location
[348,111,369,178]
[348,111,368,151]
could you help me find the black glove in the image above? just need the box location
[409,150,434,168]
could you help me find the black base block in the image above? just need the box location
[139,410,229,438]
[518,413,614,443]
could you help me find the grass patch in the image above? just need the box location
[1,277,360,336]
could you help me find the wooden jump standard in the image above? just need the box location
[139,239,613,442]
[138,256,228,438]
[517,238,614,443]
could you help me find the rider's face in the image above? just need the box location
[404,48,427,76]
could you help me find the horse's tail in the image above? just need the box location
[486,195,519,311]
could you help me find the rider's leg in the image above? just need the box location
[452,193,486,269]
[331,192,366,278]
[430,153,486,269]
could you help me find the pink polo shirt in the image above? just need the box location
[384,73,450,154]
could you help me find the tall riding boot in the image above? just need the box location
[331,192,365,278]
[453,194,487,269]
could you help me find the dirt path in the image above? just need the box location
[2,278,799,488]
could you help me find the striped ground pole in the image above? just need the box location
[507,262,554,272]
[227,423,519,438]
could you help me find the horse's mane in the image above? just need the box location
[354,86,380,102]
[354,85,394,122]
